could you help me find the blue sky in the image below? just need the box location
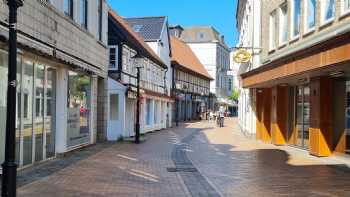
[107,0,238,47]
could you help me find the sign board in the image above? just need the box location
[233,49,252,63]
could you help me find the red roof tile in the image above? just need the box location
[170,36,213,80]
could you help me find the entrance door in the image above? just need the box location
[295,85,310,149]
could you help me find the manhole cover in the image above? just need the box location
[167,167,198,172]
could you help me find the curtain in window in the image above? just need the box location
[307,0,316,29]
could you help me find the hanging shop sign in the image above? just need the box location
[233,49,252,63]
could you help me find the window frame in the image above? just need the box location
[64,0,74,19]
[108,45,118,71]
[98,0,103,41]
[320,0,335,27]
[279,3,288,46]
[304,0,316,34]
[290,0,301,41]
[269,10,277,51]
[341,0,350,17]
[80,0,88,29]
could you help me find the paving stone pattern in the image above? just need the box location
[6,118,350,196]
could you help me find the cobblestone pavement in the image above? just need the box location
[15,118,350,196]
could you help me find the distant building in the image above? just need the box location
[107,10,171,140]
[170,36,212,123]
[125,16,173,127]
[170,26,232,111]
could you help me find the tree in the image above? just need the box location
[229,88,239,102]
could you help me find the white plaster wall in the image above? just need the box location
[187,43,217,94]
[236,0,261,136]
[107,78,126,140]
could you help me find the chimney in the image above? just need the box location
[221,35,225,43]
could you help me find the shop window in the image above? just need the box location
[154,101,159,124]
[146,99,152,125]
[0,51,8,164]
[67,71,91,148]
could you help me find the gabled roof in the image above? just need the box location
[125,16,167,41]
[170,36,213,80]
[108,10,167,69]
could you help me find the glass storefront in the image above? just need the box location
[346,81,350,153]
[67,71,91,148]
[0,51,8,164]
[296,86,310,149]
[0,51,57,167]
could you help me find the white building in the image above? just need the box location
[106,10,171,141]
[125,16,173,126]
[0,0,109,167]
[236,0,262,137]
[170,26,232,110]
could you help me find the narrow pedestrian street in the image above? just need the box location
[14,118,350,197]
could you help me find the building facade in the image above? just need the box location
[241,0,350,156]
[170,26,232,111]
[107,11,171,141]
[170,36,212,123]
[235,0,262,137]
[0,0,109,168]
[125,16,173,127]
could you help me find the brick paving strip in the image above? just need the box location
[170,129,221,197]
[0,143,113,189]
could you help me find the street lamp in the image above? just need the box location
[2,0,23,197]
[132,54,143,144]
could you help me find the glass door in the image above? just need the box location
[295,85,310,149]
